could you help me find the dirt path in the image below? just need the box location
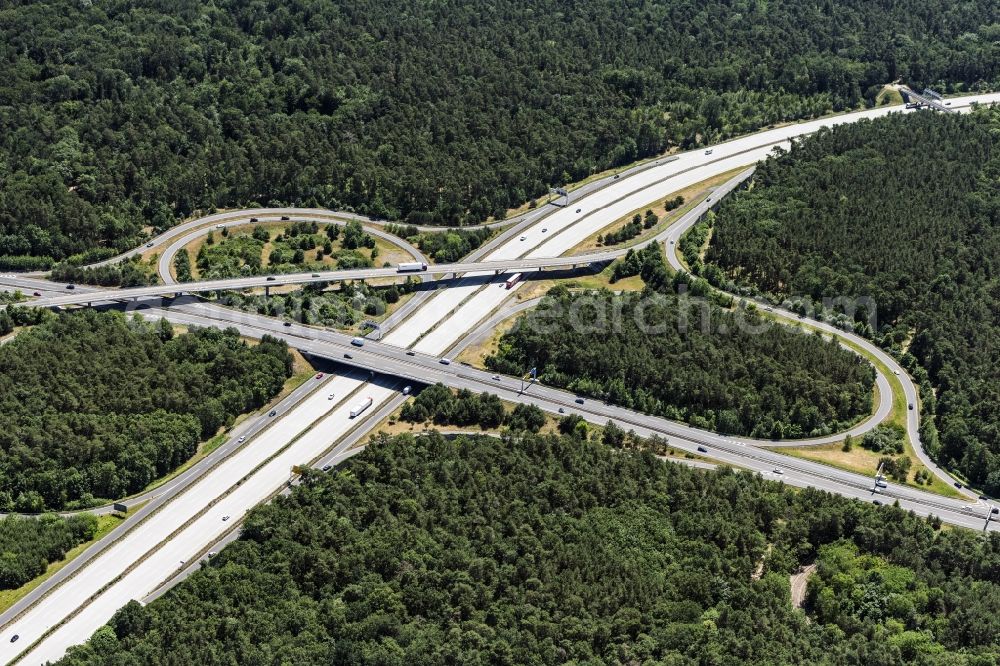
[790,564,817,609]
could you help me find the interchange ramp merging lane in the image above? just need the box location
[4,90,1000,663]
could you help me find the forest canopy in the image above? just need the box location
[0,513,98,591]
[487,286,875,439]
[0,311,293,511]
[2,0,1000,266]
[58,432,1000,665]
[704,107,1000,491]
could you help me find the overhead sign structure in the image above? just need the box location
[549,187,569,207]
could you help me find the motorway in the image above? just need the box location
[3,91,1000,663]
[24,91,1000,311]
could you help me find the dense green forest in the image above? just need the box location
[218,277,419,329]
[704,108,1000,491]
[2,0,1000,266]
[0,513,97,590]
[487,285,875,438]
[0,311,293,511]
[59,432,1000,664]
[50,255,157,287]
[400,383,546,432]
[385,224,495,263]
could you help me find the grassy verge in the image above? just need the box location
[0,510,132,614]
[569,166,746,255]
[500,154,678,220]
[455,313,520,368]
[518,264,646,299]
[366,395,563,439]
[782,442,962,499]
[875,86,904,106]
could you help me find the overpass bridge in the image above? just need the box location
[24,254,616,309]
[900,86,954,113]
[19,168,757,310]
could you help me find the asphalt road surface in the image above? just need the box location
[4,91,1000,663]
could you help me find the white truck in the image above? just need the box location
[396,262,428,273]
[350,396,374,418]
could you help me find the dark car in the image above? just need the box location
[66,284,75,290]
[406,351,415,356]
[873,500,883,506]
[697,446,708,453]
[283,321,292,327]
[322,464,332,472]
[992,508,999,515]
[10,634,18,643]
[250,217,259,222]
[268,410,276,417]
[344,353,353,359]
[266,276,276,281]
[280,215,290,221]
[575,398,585,404]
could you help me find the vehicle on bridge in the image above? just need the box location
[396,262,428,273]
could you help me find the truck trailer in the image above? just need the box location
[505,273,523,289]
[350,396,374,418]
[396,262,428,273]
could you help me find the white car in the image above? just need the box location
[705,149,713,155]
[542,228,548,233]
[328,393,335,400]
[222,515,230,522]
[773,468,784,475]
[519,236,527,241]
[237,435,246,443]
[492,375,501,381]
[893,370,900,375]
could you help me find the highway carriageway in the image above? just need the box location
[151,305,1000,533]
[23,254,628,308]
